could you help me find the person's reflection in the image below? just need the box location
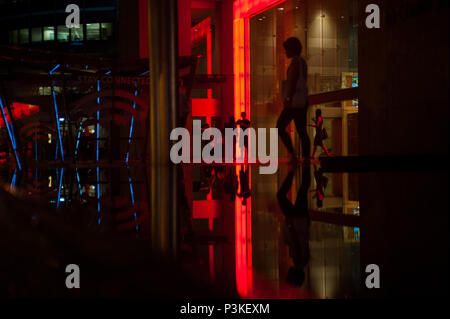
[237,164,251,205]
[277,165,311,287]
[313,164,328,208]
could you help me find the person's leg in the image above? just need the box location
[312,146,317,158]
[293,108,311,159]
[244,136,249,161]
[321,144,330,156]
[277,169,296,216]
[294,166,312,218]
[276,108,295,155]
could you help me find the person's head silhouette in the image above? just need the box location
[283,37,302,58]
[287,266,306,287]
[316,108,322,118]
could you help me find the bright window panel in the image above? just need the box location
[57,25,70,42]
[86,23,100,40]
[43,26,55,41]
[71,25,84,41]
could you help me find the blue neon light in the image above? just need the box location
[49,64,60,75]
[96,80,100,163]
[55,138,59,160]
[129,176,138,231]
[11,170,17,188]
[126,81,138,163]
[56,168,64,208]
[129,177,135,205]
[0,96,22,170]
[76,168,82,196]
[52,86,64,162]
[75,123,82,156]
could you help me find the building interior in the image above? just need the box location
[0,0,448,299]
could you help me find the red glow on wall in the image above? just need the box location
[233,0,286,120]
[191,17,213,99]
[233,0,285,299]
[0,102,39,128]
[235,164,252,297]
[234,0,286,19]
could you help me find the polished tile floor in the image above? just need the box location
[0,161,363,298]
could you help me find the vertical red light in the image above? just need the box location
[233,0,286,298]
[191,17,213,100]
[235,164,252,297]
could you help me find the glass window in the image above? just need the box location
[39,87,52,96]
[31,27,42,42]
[9,30,18,44]
[86,23,100,40]
[19,28,29,44]
[249,0,358,158]
[101,23,113,40]
[43,26,55,41]
[71,25,84,41]
[57,25,70,42]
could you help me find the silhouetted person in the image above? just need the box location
[237,165,251,205]
[224,116,236,130]
[178,92,191,128]
[277,165,311,287]
[236,112,250,130]
[236,112,251,158]
[311,109,330,158]
[214,166,237,201]
[277,37,311,162]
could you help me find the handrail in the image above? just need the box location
[309,87,358,106]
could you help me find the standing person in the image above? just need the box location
[277,37,311,162]
[236,112,250,130]
[311,109,330,158]
[236,112,251,158]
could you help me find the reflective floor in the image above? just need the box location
[0,161,364,298]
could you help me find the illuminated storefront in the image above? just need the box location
[233,0,358,158]
[232,0,360,298]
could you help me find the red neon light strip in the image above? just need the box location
[235,165,253,297]
[233,0,285,299]
[191,18,213,99]
[207,23,212,99]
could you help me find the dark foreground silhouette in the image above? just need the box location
[0,186,238,299]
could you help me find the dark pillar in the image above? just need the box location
[148,0,180,257]
[358,0,449,297]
